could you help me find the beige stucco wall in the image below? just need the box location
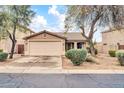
[25,33,65,56]
[101,29,124,53]
[95,42,103,53]
[0,30,33,53]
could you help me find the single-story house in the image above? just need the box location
[98,28,124,53]
[23,30,88,56]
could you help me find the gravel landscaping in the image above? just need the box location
[62,53,124,70]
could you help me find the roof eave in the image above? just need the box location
[23,30,66,40]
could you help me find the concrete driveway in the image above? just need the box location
[12,56,62,68]
[0,56,62,73]
[0,74,124,88]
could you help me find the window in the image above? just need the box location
[77,42,83,49]
[67,43,74,50]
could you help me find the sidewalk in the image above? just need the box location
[0,67,124,74]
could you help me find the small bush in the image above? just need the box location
[108,50,116,57]
[0,49,3,52]
[116,50,124,66]
[65,49,87,66]
[0,52,8,61]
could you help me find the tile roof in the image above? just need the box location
[23,30,86,41]
[23,30,66,40]
[55,32,86,41]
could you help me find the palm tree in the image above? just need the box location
[0,5,35,59]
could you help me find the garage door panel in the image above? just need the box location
[29,42,63,56]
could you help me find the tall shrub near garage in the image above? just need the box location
[65,49,87,66]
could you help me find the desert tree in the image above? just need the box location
[65,5,124,56]
[0,5,35,58]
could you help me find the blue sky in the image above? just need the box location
[29,5,102,42]
[30,5,66,32]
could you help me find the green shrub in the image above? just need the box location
[0,49,3,52]
[65,49,87,66]
[108,50,116,57]
[116,50,124,66]
[0,52,8,61]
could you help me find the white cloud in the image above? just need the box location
[48,5,60,16]
[29,15,47,32]
[29,6,66,32]
[32,15,47,26]
[29,14,61,32]
[48,5,65,31]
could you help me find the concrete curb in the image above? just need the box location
[0,69,124,74]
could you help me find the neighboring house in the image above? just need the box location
[100,28,124,53]
[23,30,88,56]
[0,28,35,54]
[95,42,103,53]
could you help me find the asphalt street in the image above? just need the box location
[0,74,124,88]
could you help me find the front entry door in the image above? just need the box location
[18,44,24,54]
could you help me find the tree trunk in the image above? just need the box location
[88,40,95,56]
[9,23,17,59]
[9,40,16,59]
